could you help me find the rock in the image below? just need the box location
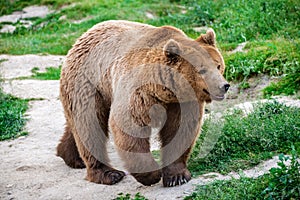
[59,15,67,21]
[22,6,53,19]
[6,184,14,188]
[71,16,93,24]
[145,12,156,19]
[0,25,16,33]
[193,27,209,33]
[0,11,23,23]
[0,6,52,23]
[231,42,247,53]
[2,80,60,100]
[0,5,53,33]
[0,54,64,79]
[19,20,33,28]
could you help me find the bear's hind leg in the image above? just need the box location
[71,122,125,185]
[74,91,125,185]
[57,125,85,169]
[78,140,126,185]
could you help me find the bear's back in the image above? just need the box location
[61,20,189,101]
[65,20,188,69]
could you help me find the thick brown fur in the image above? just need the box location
[57,20,229,187]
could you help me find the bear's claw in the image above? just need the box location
[87,169,126,185]
[163,168,191,187]
[105,170,126,184]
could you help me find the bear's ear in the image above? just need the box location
[196,28,216,46]
[163,39,182,58]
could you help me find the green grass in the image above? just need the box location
[0,0,182,55]
[186,175,269,200]
[187,0,299,43]
[263,67,300,97]
[16,66,62,80]
[224,39,300,81]
[0,0,299,55]
[0,89,29,140]
[114,193,148,200]
[224,39,300,95]
[30,66,61,80]
[188,101,300,176]
[1,0,299,96]
[151,149,161,164]
[262,150,300,199]
[185,149,300,200]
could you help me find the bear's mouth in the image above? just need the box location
[203,89,210,95]
[203,89,225,101]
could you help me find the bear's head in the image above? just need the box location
[161,28,230,102]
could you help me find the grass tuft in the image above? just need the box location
[263,68,300,98]
[30,66,61,80]
[224,40,300,81]
[0,89,29,140]
[185,147,300,200]
[114,193,148,200]
[188,101,300,175]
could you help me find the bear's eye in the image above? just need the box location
[217,65,221,70]
[199,69,207,74]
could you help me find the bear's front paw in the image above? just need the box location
[87,168,126,185]
[163,167,191,187]
[132,170,162,186]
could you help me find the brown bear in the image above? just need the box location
[57,20,229,187]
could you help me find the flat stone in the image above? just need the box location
[193,27,209,33]
[2,79,60,100]
[0,24,16,33]
[59,15,67,21]
[22,6,53,19]
[0,11,23,23]
[231,42,247,53]
[71,16,93,24]
[0,5,52,23]
[145,12,156,19]
[19,20,33,28]
[0,54,64,79]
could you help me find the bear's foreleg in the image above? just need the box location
[110,117,162,186]
[159,102,202,187]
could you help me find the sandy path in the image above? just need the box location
[0,55,296,200]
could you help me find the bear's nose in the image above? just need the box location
[221,83,230,92]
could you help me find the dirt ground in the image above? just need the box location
[0,54,299,200]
